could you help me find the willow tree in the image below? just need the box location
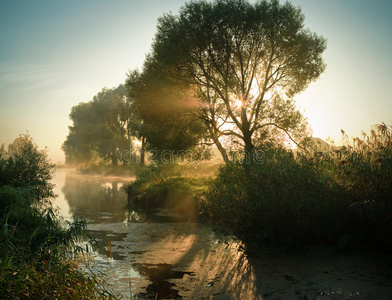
[151,0,326,163]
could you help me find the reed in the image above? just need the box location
[203,123,392,253]
[0,134,120,299]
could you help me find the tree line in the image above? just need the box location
[63,0,326,166]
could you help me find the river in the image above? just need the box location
[51,168,259,299]
[51,168,392,299]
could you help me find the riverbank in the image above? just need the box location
[50,168,392,299]
[0,136,119,299]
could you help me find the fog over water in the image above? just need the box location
[51,168,260,298]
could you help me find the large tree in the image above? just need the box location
[151,0,326,162]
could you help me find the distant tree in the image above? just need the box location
[62,85,133,166]
[125,70,148,165]
[89,86,131,166]
[62,102,97,165]
[126,61,206,161]
[151,0,326,162]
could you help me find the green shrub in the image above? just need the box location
[0,134,55,203]
[203,123,392,253]
[203,146,347,251]
[124,164,209,214]
[0,134,119,299]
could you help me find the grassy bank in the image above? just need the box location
[124,164,210,217]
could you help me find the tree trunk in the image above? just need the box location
[139,137,146,166]
[208,126,230,164]
[243,129,254,164]
[111,154,118,166]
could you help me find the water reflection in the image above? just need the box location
[85,221,260,299]
[61,172,129,224]
[132,263,195,299]
[125,209,190,224]
[52,169,261,298]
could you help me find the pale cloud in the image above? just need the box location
[0,61,60,91]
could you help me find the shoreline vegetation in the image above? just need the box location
[123,122,392,254]
[1,122,390,298]
[62,121,392,255]
[0,135,119,299]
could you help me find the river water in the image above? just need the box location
[51,168,392,300]
[51,168,259,299]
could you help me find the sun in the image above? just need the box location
[234,99,242,109]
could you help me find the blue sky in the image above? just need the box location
[0,0,391,162]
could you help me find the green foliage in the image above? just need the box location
[125,164,209,214]
[0,135,119,299]
[203,123,392,252]
[126,62,206,155]
[0,134,55,203]
[62,84,133,166]
[203,147,344,251]
[0,252,117,299]
[151,0,325,159]
[62,102,99,166]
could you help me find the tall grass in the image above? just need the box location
[304,123,392,250]
[203,147,345,252]
[0,134,119,299]
[202,123,392,253]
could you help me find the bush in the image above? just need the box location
[203,123,392,253]
[0,134,119,299]
[0,134,55,203]
[203,147,345,251]
[124,164,209,214]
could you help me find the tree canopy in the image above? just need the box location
[150,0,326,162]
[126,59,206,156]
[63,0,327,166]
[62,85,133,166]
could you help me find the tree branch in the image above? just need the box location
[256,122,307,151]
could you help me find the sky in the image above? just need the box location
[0,0,391,163]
